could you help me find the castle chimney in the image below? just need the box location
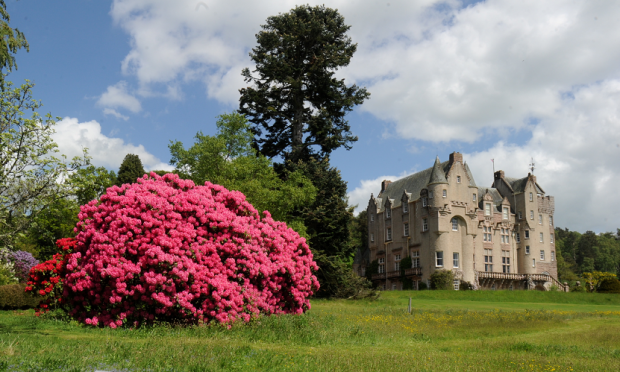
[494,170,505,180]
[381,180,392,192]
[449,152,463,164]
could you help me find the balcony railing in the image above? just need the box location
[477,271,568,291]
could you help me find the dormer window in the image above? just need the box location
[370,215,374,222]
[386,227,392,241]
[518,211,522,220]
[386,208,391,219]
[503,207,508,220]
[529,192,533,201]
[422,197,428,207]
[403,203,408,213]
[457,176,461,183]
[485,203,491,216]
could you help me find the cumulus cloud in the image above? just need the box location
[103,108,129,121]
[97,81,142,114]
[52,117,174,172]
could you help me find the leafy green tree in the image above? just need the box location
[239,4,370,163]
[576,231,598,272]
[169,113,316,237]
[430,270,454,290]
[69,166,117,206]
[26,197,79,260]
[0,79,89,249]
[116,154,146,186]
[0,1,29,85]
[349,209,368,260]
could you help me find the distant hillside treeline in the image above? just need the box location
[555,228,620,280]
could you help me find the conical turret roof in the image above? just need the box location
[428,156,448,185]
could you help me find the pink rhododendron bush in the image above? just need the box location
[61,173,319,328]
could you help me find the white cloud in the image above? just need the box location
[52,117,174,172]
[97,81,142,113]
[103,108,129,121]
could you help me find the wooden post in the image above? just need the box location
[408,297,412,314]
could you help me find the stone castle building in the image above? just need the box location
[355,152,566,291]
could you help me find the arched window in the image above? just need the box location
[451,218,458,231]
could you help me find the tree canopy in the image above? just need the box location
[0,1,29,85]
[0,79,89,249]
[116,154,145,186]
[169,112,317,237]
[239,4,370,163]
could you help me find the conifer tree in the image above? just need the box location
[116,154,145,186]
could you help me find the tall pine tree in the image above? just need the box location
[116,154,145,186]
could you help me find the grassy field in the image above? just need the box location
[1,290,620,371]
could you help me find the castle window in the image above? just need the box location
[518,211,522,220]
[394,254,401,271]
[539,232,543,243]
[451,218,458,231]
[429,191,434,199]
[457,176,461,183]
[453,252,459,268]
[387,228,392,241]
[453,280,460,290]
[551,251,555,261]
[412,251,420,268]
[473,193,476,202]
[532,258,536,267]
[483,226,492,242]
[378,257,385,273]
[423,218,428,232]
[530,192,533,201]
[422,197,428,207]
[403,203,408,213]
[540,250,545,260]
[484,249,493,272]
[502,250,510,273]
[435,251,443,267]
[485,203,491,216]
[404,223,409,236]
[501,228,509,244]
[443,189,447,198]
[503,207,509,220]
[371,214,374,222]
[516,232,520,243]
[550,216,553,226]
[530,210,534,220]
[370,233,374,242]
[538,214,542,224]
[525,245,530,254]
[386,208,391,219]
[550,234,554,243]
[525,230,530,239]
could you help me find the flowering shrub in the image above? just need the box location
[60,173,318,328]
[25,238,75,315]
[10,250,39,282]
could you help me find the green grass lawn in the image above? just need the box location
[1,290,620,371]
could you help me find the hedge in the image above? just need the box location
[0,284,40,310]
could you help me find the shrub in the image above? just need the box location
[570,283,587,293]
[0,284,40,309]
[459,281,474,291]
[9,250,39,282]
[598,279,620,294]
[0,261,18,286]
[61,173,319,328]
[25,238,74,316]
[430,270,454,290]
[418,281,428,290]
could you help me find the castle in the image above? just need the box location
[355,152,566,291]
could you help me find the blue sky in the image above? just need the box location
[6,0,620,233]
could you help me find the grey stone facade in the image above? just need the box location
[357,152,566,291]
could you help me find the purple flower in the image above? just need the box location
[10,250,39,282]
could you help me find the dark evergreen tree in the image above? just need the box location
[239,4,370,163]
[116,154,146,186]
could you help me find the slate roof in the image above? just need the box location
[374,158,477,212]
[504,176,544,194]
